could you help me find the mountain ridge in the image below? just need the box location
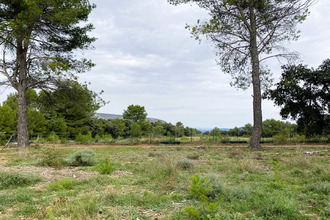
[95,113,165,123]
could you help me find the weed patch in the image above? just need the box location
[0,172,41,189]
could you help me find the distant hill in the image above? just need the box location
[95,113,165,123]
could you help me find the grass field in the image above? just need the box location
[0,143,329,219]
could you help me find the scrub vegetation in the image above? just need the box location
[0,144,328,219]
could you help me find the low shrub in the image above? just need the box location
[228,149,245,159]
[38,147,64,168]
[96,156,115,175]
[272,133,289,144]
[0,172,42,189]
[47,177,77,191]
[176,159,194,170]
[67,149,96,166]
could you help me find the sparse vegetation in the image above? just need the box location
[0,144,328,219]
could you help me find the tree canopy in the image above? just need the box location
[266,59,330,137]
[0,0,95,147]
[123,105,148,122]
[168,0,313,148]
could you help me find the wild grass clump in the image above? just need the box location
[148,151,163,157]
[96,156,115,175]
[38,147,64,168]
[176,159,194,170]
[204,173,227,199]
[138,157,177,183]
[218,158,262,174]
[253,192,302,219]
[0,172,42,189]
[285,154,315,170]
[47,177,77,191]
[67,149,96,166]
[308,182,330,195]
[228,149,245,159]
[187,153,200,160]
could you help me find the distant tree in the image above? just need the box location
[229,127,243,137]
[153,125,165,137]
[175,121,185,137]
[0,104,16,136]
[267,59,330,137]
[162,122,176,136]
[129,122,143,139]
[139,120,151,135]
[123,105,147,122]
[262,119,286,138]
[211,127,222,136]
[1,90,48,138]
[0,0,95,147]
[169,0,313,149]
[38,80,104,138]
[241,123,253,136]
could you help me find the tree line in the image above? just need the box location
[0,88,202,144]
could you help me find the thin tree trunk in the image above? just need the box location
[17,44,29,147]
[249,4,262,149]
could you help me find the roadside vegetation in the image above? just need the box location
[0,144,329,219]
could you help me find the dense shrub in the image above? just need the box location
[67,149,96,166]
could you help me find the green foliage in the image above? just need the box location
[0,104,16,135]
[184,206,200,219]
[46,131,61,144]
[39,81,105,139]
[129,122,143,139]
[267,59,330,137]
[38,147,64,168]
[47,178,76,191]
[96,156,115,175]
[0,172,41,189]
[272,133,289,145]
[189,174,212,200]
[123,104,147,122]
[67,149,96,166]
[185,174,223,219]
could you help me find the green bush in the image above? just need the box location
[38,147,64,168]
[46,131,61,144]
[67,149,96,166]
[0,172,42,189]
[272,133,289,144]
[188,174,211,200]
[96,156,115,175]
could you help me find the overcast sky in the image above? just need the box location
[1,0,329,129]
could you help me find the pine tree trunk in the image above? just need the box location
[17,83,29,147]
[249,5,262,149]
[17,44,29,147]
